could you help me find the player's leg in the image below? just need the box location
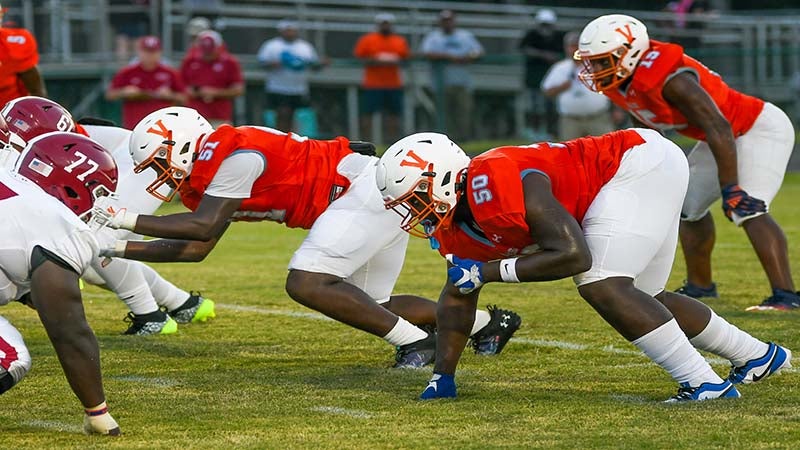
[577,131,735,400]
[136,262,215,323]
[84,258,177,336]
[734,103,798,309]
[0,315,32,394]
[285,155,430,363]
[678,140,721,298]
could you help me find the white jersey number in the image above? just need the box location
[63,151,99,181]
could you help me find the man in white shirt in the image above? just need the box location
[541,31,614,140]
[257,20,325,132]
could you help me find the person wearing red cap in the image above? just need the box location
[106,35,187,129]
[180,31,244,126]
[0,3,47,106]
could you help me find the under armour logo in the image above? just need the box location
[491,234,503,243]
[500,314,511,328]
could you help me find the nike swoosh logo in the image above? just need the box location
[751,350,778,382]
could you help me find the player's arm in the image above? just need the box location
[30,253,120,435]
[17,66,46,97]
[117,230,226,263]
[482,172,592,283]
[661,72,738,186]
[133,195,242,241]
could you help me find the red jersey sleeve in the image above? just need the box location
[1,28,39,73]
[353,34,371,58]
[631,41,684,92]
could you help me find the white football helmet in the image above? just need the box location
[575,14,649,92]
[129,106,213,201]
[376,132,470,237]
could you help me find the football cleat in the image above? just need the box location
[469,305,522,355]
[122,310,177,336]
[394,328,436,369]
[674,281,718,299]
[728,342,792,384]
[169,292,216,324]
[745,290,800,311]
[664,380,740,402]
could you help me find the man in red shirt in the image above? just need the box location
[0,8,46,105]
[576,14,798,311]
[353,13,409,143]
[106,36,186,129]
[378,130,790,402]
[90,107,521,368]
[180,31,244,126]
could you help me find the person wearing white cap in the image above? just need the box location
[353,12,410,143]
[519,8,564,139]
[257,19,326,132]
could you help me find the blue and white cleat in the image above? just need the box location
[728,342,792,385]
[664,380,740,402]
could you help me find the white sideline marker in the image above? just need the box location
[217,303,334,321]
[23,420,83,434]
[311,406,374,419]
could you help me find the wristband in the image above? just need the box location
[85,401,108,416]
[120,211,139,231]
[499,258,520,283]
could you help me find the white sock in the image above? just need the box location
[383,317,428,346]
[632,319,723,386]
[92,258,158,315]
[690,310,770,367]
[470,309,491,336]
[138,263,191,311]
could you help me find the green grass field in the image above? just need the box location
[1,174,799,449]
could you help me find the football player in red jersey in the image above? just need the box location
[0,5,46,105]
[91,106,521,367]
[378,130,790,401]
[1,129,120,435]
[576,14,798,310]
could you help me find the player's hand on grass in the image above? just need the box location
[446,254,485,294]
[721,183,766,221]
[420,373,456,400]
[83,402,121,436]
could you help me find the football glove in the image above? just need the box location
[83,402,121,436]
[0,147,18,170]
[90,195,138,231]
[721,183,767,222]
[420,373,457,400]
[446,254,485,294]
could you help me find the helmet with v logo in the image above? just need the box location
[575,14,649,92]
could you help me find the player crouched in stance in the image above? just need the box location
[0,96,215,335]
[0,126,121,435]
[91,106,520,368]
[377,131,791,401]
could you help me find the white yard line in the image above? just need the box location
[310,406,374,419]
[217,303,333,321]
[22,420,83,434]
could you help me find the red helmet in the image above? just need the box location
[1,96,76,149]
[13,131,118,219]
[0,114,12,149]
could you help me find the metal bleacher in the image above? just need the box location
[6,0,800,140]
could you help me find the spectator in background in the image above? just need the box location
[353,13,410,144]
[257,20,325,133]
[181,31,243,127]
[106,36,186,129]
[110,0,150,62]
[540,31,613,140]
[0,6,46,105]
[519,9,564,140]
[185,16,212,49]
[421,10,483,142]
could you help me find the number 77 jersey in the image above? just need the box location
[432,129,646,261]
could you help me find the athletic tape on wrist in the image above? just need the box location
[85,401,108,416]
[499,258,520,283]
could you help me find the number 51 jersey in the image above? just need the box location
[0,171,97,303]
[433,129,647,261]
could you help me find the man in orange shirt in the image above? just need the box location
[353,13,409,144]
[0,5,46,106]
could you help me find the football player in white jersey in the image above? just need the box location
[1,96,215,335]
[0,129,121,435]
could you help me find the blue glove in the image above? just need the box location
[446,254,485,294]
[420,373,457,400]
[721,183,767,222]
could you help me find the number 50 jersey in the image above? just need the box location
[433,129,647,261]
